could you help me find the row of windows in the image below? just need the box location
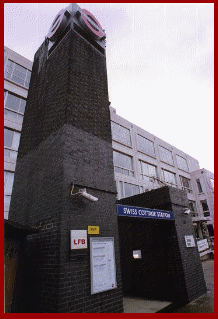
[5,167,210,219]
[4,90,27,123]
[113,150,192,192]
[111,121,189,172]
[4,59,31,88]
[4,88,27,159]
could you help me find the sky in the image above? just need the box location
[4,3,214,173]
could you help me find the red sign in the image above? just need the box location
[71,230,87,250]
[47,9,69,41]
[80,9,105,39]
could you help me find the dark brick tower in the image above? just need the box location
[9,4,124,313]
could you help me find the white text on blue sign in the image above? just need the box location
[117,205,174,220]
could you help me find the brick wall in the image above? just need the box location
[9,28,123,313]
[18,29,111,160]
[118,186,207,304]
[168,187,207,301]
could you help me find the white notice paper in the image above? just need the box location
[90,237,117,294]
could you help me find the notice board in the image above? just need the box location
[90,237,117,295]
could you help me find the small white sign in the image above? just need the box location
[133,250,142,259]
[197,239,209,252]
[71,230,87,249]
[185,235,195,247]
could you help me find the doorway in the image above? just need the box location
[118,216,174,301]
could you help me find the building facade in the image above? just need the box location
[4,46,214,239]
[4,46,33,219]
[110,106,214,239]
[190,168,214,236]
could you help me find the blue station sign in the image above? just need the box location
[117,204,174,220]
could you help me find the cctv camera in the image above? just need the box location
[78,189,98,202]
[183,208,191,215]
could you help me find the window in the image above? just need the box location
[196,179,203,193]
[137,135,155,157]
[118,181,124,199]
[4,109,24,122]
[4,91,26,122]
[201,200,210,217]
[194,225,199,239]
[180,176,192,193]
[204,212,210,218]
[4,171,15,207]
[188,200,197,217]
[139,161,157,182]
[111,122,131,146]
[4,59,31,88]
[207,224,214,237]
[159,146,174,165]
[113,151,134,176]
[176,155,189,171]
[162,169,177,187]
[4,128,21,159]
[124,183,140,198]
[117,181,143,199]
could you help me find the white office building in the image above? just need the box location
[110,106,214,239]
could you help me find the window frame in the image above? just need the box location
[200,200,210,217]
[4,59,31,88]
[111,121,132,147]
[4,128,21,159]
[196,179,203,193]
[139,160,157,182]
[4,90,26,122]
[188,200,198,217]
[176,154,189,172]
[159,146,174,166]
[137,134,156,158]
[4,171,15,209]
[118,181,143,199]
[4,171,15,196]
[113,150,134,177]
[180,175,192,193]
[162,169,177,187]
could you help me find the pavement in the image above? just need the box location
[123,259,214,313]
[123,297,171,313]
[169,259,214,313]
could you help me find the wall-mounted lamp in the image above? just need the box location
[183,208,191,215]
[71,185,98,202]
